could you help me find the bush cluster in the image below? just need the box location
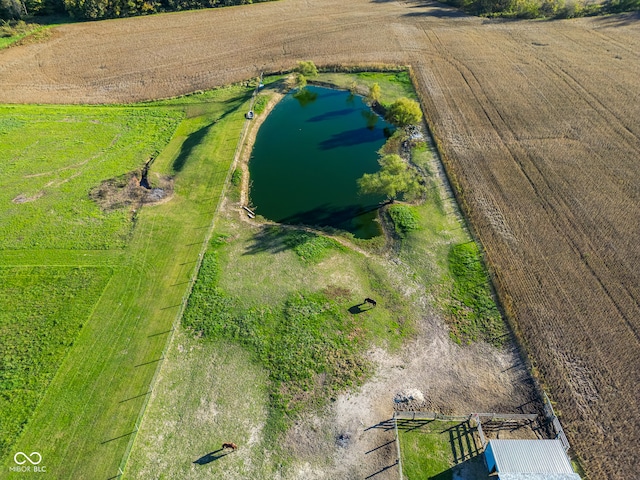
[1,0,275,21]
[443,0,638,18]
[388,204,421,237]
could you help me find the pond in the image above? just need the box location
[249,85,394,239]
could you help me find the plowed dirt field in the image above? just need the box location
[1,2,638,478]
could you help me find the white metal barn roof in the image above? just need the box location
[485,439,581,480]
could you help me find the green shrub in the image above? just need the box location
[296,60,318,77]
[388,204,421,237]
[385,97,423,127]
[284,230,343,263]
[252,94,270,115]
[230,168,242,186]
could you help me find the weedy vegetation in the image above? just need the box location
[398,419,487,480]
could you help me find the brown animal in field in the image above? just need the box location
[222,442,238,451]
[364,297,377,307]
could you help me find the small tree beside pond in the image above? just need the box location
[358,154,424,202]
[385,97,423,127]
[366,82,381,107]
[296,60,318,77]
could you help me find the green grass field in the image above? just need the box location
[397,419,488,480]
[0,106,182,249]
[0,85,252,479]
[316,70,417,104]
[0,266,111,461]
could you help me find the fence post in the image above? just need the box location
[393,413,403,480]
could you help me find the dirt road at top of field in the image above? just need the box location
[2,2,639,478]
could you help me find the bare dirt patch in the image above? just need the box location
[282,288,538,480]
[90,170,173,211]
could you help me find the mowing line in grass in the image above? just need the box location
[1,88,252,479]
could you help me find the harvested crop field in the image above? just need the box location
[1,1,638,478]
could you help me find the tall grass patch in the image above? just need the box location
[446,243,505,346]
[388,204,421,237]
[0,106,183,249]
[315,70,416,104]
[0,266,111,459]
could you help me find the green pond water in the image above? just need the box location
[249,86,393,238]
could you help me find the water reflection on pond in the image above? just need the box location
[249,85,394,239]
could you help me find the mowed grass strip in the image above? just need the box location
[1,86,251,479]
[0,106,183,250]
[0,266,112,462]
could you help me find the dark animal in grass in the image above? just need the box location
[222,442,238,451]
[364,297,377,307]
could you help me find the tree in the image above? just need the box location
[286,72,307,90]
[366,82,381,106]
[296,60,318,77]
[0,0,24,18]
[358,154,423,202]
[385,98,422,127]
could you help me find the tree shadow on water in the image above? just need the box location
[318,127,385,150]
[193,449,229,465]
[172,124,212,172]
[294,88,319,107]
[307,108,354,123]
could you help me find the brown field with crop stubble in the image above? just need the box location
[1,1,638,478]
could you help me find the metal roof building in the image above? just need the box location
[484,439,581,480]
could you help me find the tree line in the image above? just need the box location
[443,0,638,19]
[1,0,273,21]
